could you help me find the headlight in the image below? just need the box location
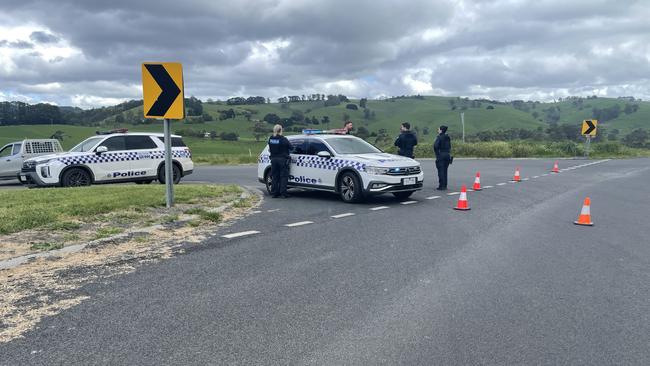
[365,166,389,175]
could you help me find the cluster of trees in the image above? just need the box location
[226,96,267,105]
[262,112,332,128]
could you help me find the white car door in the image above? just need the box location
[303,138,336,188]
[93,136,133,182]
[0,143,16,178]
[287,138,311,187]
[125,135,159,178]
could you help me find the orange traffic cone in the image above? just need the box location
[552,161,560,173]
[473,172,482,191]
[511,167,521,182]
[454,185,471,210]
[574,197,594,226]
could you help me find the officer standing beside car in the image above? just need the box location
[268,124,292,198]
[394,122,418,158]
[434,125,452,190]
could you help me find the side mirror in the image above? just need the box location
[317,151,332,158]
[96,146,108,155]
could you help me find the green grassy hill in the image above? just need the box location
[3,95,648,159]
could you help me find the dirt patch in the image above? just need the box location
[0,191,261,343]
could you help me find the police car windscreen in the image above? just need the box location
[70,137,104,152]
[325,137,381,154]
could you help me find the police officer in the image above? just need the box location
[268,124,292,198]
[433,125,452,190]
[394,122,418,158]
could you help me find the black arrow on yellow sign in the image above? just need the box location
[583,120,596,135]
[144,64,181,117]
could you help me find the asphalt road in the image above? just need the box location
[2,158,650,365]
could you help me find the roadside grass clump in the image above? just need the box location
[95,227,124,239]
[30,242,64,251]
[161,214,179,224]
[183,208,222,223]
[0,184,241,235]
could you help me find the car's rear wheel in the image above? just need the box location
[392,191,415,200]
[61,168,92,187]
[158,164,181,184]
[338,172,363,203]
[264,170,273,195]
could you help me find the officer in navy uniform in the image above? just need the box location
[268,124,292,198]
[433,125,452,190]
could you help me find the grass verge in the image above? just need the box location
[0,184,242,235]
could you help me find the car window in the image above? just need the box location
[290,139,307,154]
[70,137,104,152]
[126,136,158,150]
[324,137,382,154]
[156,137,187,147]
[306,139,331,155]
[11,143,22,155]
[0,145,12,158]
[101,136,127,151]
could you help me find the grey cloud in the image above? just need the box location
[1,0,650,107]
[29,31,60,44]
[0,40,35,49]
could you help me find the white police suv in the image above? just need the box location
[258,133,423,202]
[19,131,194,187]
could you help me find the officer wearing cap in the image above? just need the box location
[268,124,292,198]
[434,125,452,190]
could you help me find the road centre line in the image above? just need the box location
[222,231,260,239]
[447,192,460,196]
[522,178,530,181]
[285,221,314,227]
[426,195,441,200]
[400,201,418,205]
[483,185,494,189]
[497,183,507,186]
[331,213,355,219]
[370,206,390,211]
[533,176,539,179]
[267,209,280,213]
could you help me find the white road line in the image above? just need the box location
[267,209,280,213]
[285,221,314,227]
[447,192,460,196]
[252,210,262,214]
[426,195,441,200]
[222,231,260,239]
[467,189,474,192]
[522,178,530,181]
[533,176,540,179]
[400,201,418,205]
[542,173,549,176]
[370,206,389,211]
[331,213,355,219]
[497,183,507,186]
[483,185,494,189]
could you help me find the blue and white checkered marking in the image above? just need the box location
[260,154,366,171]
[57,149,191,166]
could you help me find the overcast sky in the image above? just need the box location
[1,0,649,108]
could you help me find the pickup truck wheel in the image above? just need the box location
[61,168,92,187]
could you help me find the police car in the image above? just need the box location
[258,132,423,202]
[19,131,194,187]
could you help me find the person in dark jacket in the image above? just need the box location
[433,125,452,190]
[394,122,418,158]
[268,124,292,198]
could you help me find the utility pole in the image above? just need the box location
[460,112,465,143]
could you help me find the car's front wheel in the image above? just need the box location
[61,168,92,187]
[392,191,415,200]
[158,164,181,184]
[338,172,363,203]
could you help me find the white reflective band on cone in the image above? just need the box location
[459,192,467,200]
[581,205,590,215]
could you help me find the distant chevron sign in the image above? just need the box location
[581,119,597,136]
[142,62,184,119]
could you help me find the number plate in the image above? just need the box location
[402,177,416,185]
[19,174,27,181]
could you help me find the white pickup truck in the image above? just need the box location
[0,139,64,180]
